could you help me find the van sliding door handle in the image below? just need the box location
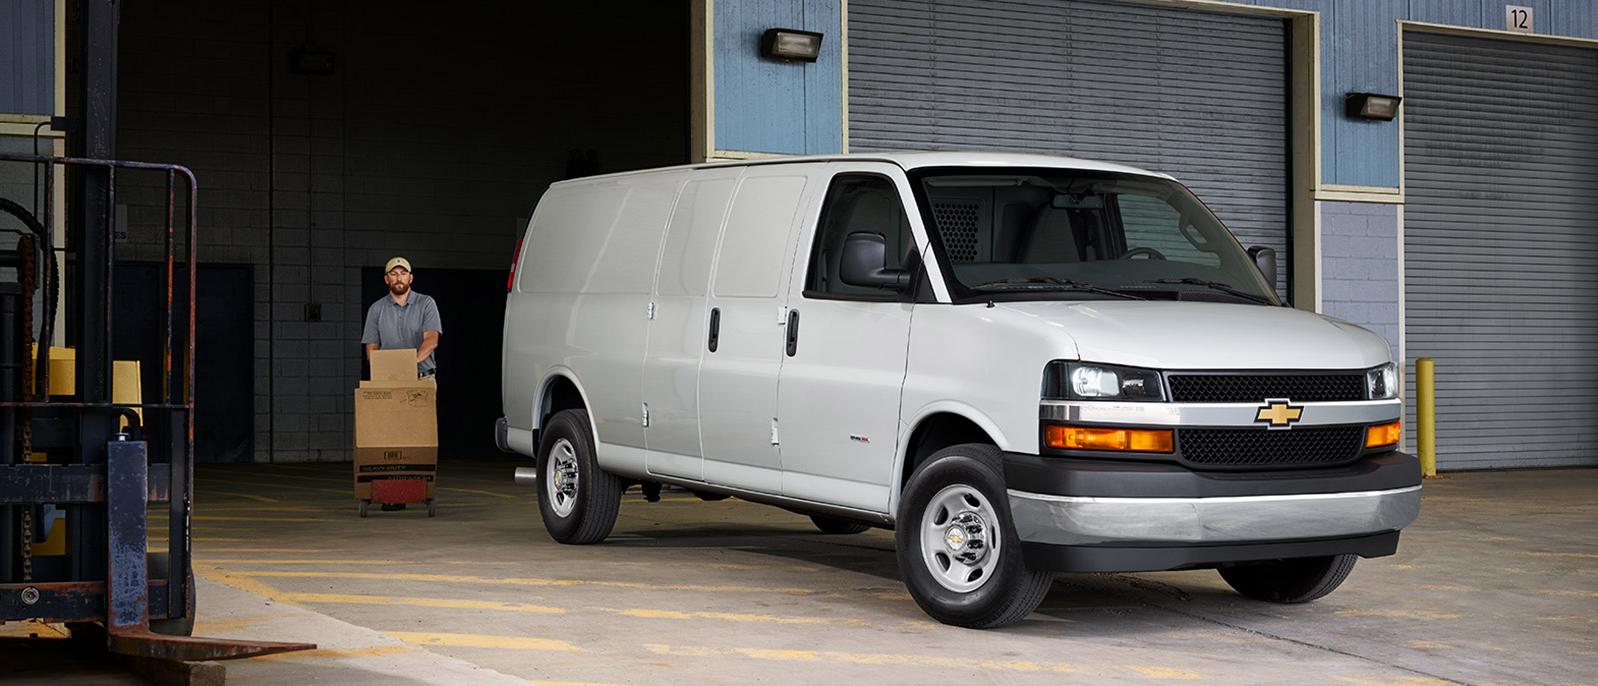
[785,309,799,357]
[708,307,721,352]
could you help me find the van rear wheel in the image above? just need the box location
[1219,554,1358,603]
[537,409,622,544]
[895,444,1053,629]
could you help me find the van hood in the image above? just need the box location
[995,300,1392,370]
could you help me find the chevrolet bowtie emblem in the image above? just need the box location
[1255,399,1304,429]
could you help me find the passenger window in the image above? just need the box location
[805,175,915,297]
[1117,194,1221,268]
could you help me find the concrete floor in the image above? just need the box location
[4,460,1595,685]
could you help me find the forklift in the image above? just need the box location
[1,4,311,674]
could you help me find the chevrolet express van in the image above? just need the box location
[499,153,1421,628]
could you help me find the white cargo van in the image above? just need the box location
[499,153,1420,628]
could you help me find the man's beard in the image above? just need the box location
[388,282,409,296]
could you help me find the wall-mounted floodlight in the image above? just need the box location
[1345,93,1401,121]
[761,29,824,62]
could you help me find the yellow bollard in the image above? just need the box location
[1416,357,1437,477]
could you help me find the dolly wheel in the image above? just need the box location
[427,499,436,518]
[358,501,369,518]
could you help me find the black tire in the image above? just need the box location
[1219,554,1358,603]
[147,552,196,637]
[810,514,870,535]
[537,409,622,544]
[895,444,1053,629]
[692,490,730,502]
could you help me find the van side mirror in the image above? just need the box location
[840,232,911,290]
[1247,246,1277,285]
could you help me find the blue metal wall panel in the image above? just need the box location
[714,0,843,155]
[1321,0,1402,187]
[0,0,54,115]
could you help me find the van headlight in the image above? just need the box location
[1044,362,1165,402]
[1366,363,1398,400]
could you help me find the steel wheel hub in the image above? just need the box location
[546,439,580,517]
[921,483,1001,593]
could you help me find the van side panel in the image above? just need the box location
[643,170,742,480]
[503,174,682,464]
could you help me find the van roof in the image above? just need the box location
[548,151,1174,188]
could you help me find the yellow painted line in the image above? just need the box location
[437,486,519,500]
[201,490,278,503]
[191,506,337,514]
[283,592,563,614]
[197,476,347,495]
[1333,609,1462,620]
[1527,551,1598,560]
[1545,590,1598,599]
[200,559,414,565]
[600,607,867,626]
[223,570,850,596]
[641,643,1081,674]
[1416,584,1475,592]
[192,613,277,634]
[197,548,333,554]
[194,563,299,606]
[533,682,627,686]
[1123,665,1203,680]
[387,631,581,653]
[255,644,423,661]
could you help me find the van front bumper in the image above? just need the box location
[1002,451,1422,572]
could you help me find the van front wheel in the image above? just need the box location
[895,444,1053,628]
[537,409,622,544]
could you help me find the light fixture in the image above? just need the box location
[1346,93,1401,121]
[761,28,824,63]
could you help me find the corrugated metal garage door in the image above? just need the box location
[1403,31,1598,469]
[848,0,1290,296]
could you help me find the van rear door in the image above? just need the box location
[698,166,817,494]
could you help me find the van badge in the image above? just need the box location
[1255,399,1304,429]
[849,434,870,444]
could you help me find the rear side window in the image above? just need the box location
[804,174,914,298]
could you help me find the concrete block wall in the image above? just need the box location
[1318,201,1400,363]
[113,0,687,462]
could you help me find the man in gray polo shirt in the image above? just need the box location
[361,256,443,379]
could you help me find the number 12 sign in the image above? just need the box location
[1506,5,1534,34]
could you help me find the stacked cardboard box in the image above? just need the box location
[353,349,438,503]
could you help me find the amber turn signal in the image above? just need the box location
[1365,420,1401,448]
[1044,425,1174,453]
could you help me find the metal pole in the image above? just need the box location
[1416,357,1437,478]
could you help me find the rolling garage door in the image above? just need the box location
[848,0,1290,296]
[1403,31,1598,469]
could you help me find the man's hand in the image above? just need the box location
[364,343,379,359]
[417,330,440,362]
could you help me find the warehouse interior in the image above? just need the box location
[112,0,689,463]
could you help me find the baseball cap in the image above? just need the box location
[385,256,412,274]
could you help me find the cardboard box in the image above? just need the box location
[354,348,438,502]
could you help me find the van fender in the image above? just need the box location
[888,400,1012,516]
[534,366,602,453]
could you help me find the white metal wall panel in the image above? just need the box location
[849,0,1290,296]
[1403,30,1598,469]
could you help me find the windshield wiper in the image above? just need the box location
[1141,278,1275,305]
[968,276,1148,300]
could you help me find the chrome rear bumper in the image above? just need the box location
[1008,485,1421,546]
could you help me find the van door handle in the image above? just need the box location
[708,307,721,352]
[785,309,799,357]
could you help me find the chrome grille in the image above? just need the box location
[1178,426,1364,469]
[1167,374,1365,403]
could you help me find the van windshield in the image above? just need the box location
[910,168,1279,305]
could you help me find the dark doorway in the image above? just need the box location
[360,267,504,459]
[112,263,254,463]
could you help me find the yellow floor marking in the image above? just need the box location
[191,506,337,514]
[601,607,868,626]
[190,490,279,503]
[1122,666,1203,680]
[1333,609,1462,620]
[193,563,299,606]
[197,476,347,495]
[1336,676,1457,686]
[196,548,332,554]
[1545,590,1598,599]
[192,613,277,634]
[200,559,414,565]
[283,592,564,614]
[1417,584,1475,592]
[387,631,581,653]
[533,682,627,686]
[437,486,519,500]
[254,644,423,661]
[1407,640,1450,650]
[641,643,1081,674]
[223,569,845,596]
[1527,551,1598,560]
